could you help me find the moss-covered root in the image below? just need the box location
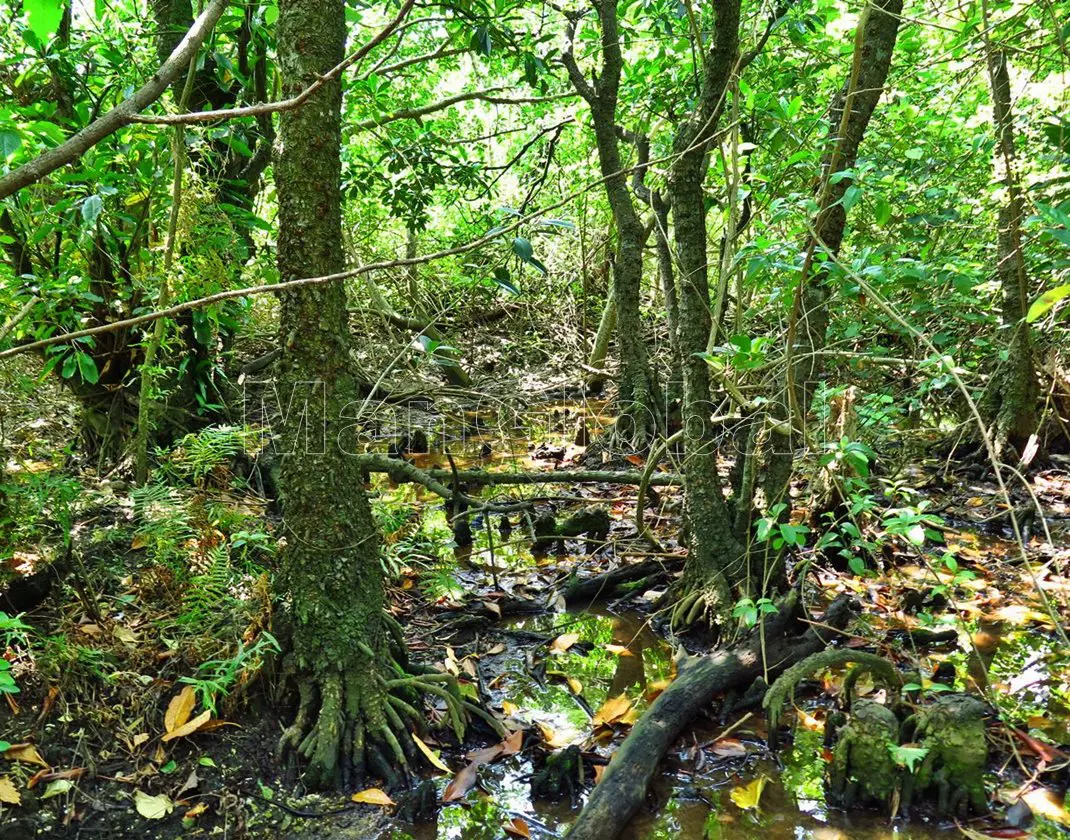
[277,657,480,789]
[902,693,989,817]
[828,699,901,810]
[764,650,902,735]
[668,571,734,631]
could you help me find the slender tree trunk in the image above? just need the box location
[585,274,617,394]
[980,49,1038,458]
[273,0,425,787]
[764,0,903,507]
[666,0,750,626]
[564,0,660,447]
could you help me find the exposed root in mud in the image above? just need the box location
[277,613,506,788]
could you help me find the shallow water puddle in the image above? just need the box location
[384,609,966,840]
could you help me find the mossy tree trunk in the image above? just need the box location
[764,0,902,508]
[273,0,449,788]
[666,0,752,626]
[979,48,1038,459]
[564,0,661,448]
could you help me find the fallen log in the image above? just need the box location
[564,593,856,840]
[560,559,672,603]
[357,453,683,489]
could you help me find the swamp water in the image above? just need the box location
[383,609,961,840]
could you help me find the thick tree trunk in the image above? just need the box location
[764,0,902,507]
[979,49,1038,458]
[274,0,404,788]
[666,0,751,625]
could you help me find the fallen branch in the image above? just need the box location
[358,453,683,489]
[564,593,856,840]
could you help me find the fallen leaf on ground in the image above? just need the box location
[482,601,502,618]
[185,802,208,819]
[550,633,580,653]
[710,738,747,757]
[442,761,480,802]
[567,677,583,695]
[729,776,767,811]
[352,788,396,806]
[502,700,519,717]
[134,790,174,819]
[40,779,73,799]
[3,744,48,768]
[504,816,531,837]
[0,776,20,805]
[412,733,451,773]
[537,722,574,748]
[593,694,632,728]
[593,764,606,784]
[161,710,210,742]
[1021,787,1070,826]
[644,678,672,703]
[165,686,197,734]
[604,644,633,656]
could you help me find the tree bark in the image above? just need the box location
[564,0,660,446]
[979,49,1038,458]
[274,0,417,787]
[666,0,750,624]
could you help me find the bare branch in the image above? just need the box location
[128,0,417,126]
[351,88,575,131]
[0,0,230,201]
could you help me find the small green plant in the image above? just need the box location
[732,597,779,628]
[0,611,31,695]
[0,658,18,695]
[882,499,944,547]
[889,743,929,772]
[755,503,809,550]
[179,632,281,714]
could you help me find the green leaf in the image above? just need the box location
[1026,283,1070,322]
[23,0,65,42]
[511,236,534,261]
[76,352,99,384]
[491,266,519,295]
[842,185,862,212]
[0,129,21,161]
[81,194,103,227]
[889,744,929,772]
[263,0,278,24]
[61,352,77,379]
[873,195,891,225]
[905,147,923,160]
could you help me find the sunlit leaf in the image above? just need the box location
[134,790,175,819]
[4,744,48,768]
[351,788,395,806]
[442,761,480,802]
[593,694,632,728]
[412,733,451,773]
[550,633,579,653]
[729,776,767,810]
[161,710,210,742]
[165,686,197,734]
[0,776,20,805]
